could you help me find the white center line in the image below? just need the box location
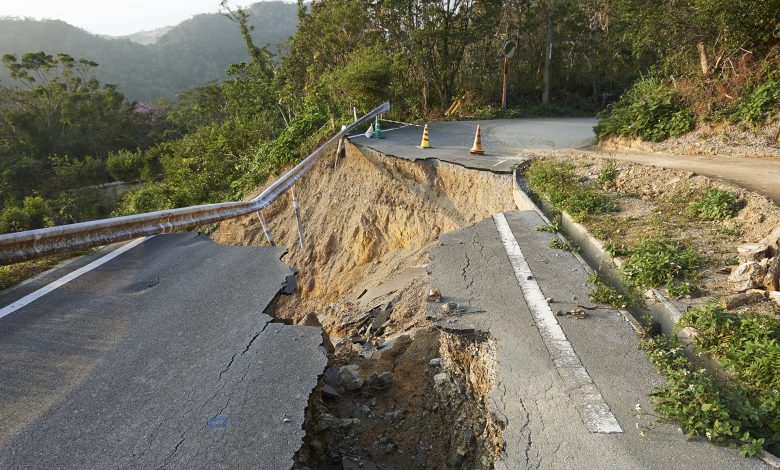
[0,236,153,320]
[493,213,622,434]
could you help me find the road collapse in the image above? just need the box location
[215,142,515,468]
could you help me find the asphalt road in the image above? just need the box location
[350,118,597,173]
[427,212,768,469]
[0,233,327,469]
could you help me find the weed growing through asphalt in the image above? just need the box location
[549,238,579,253]
[536,216,561,233]
[588,273,640,309]
[688,188,741,221]
[526,159,618,222]
[622,237,701,297]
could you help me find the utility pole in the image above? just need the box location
[501,41,516,112]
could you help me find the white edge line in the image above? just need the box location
[0,236,153,320]
[493,213,622,434]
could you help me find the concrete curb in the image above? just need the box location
[511,169,780,468]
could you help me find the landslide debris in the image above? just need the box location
[216,143,516,468]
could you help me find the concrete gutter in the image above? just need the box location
[511,168,780,468]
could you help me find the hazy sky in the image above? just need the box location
[0,1,272,36]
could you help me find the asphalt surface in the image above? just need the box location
[350,118,596,173]
[0,233,327,469]
[427,212,768,469]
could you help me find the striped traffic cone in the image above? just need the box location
[469,124,484,155]
[418,124,431,149]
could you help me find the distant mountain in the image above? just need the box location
[119,26,174,45]
[0,1,298,101]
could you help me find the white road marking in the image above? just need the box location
[0,237,152,320]
[493,213,623,434]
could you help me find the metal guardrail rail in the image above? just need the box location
[0,102,391,265]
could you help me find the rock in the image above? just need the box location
[433,372,448,387]
[336,364,364,391]
[370,437,396,455]
[366,371,393,387]
[723,290,766,310]
[322,384,341,399]
[427,289,441,302]
[728,261,767,292]
[386,410,404,419]
[339,417,360,428]
[760,225,780,256]
[737,243,770,262]
[350,336,367,345]
[429,358,442,366]
[569,308,587,319]
[442,302,458,313]
[764,256,780,291]
[769,291,780,307]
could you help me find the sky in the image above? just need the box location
[0,0,272,37]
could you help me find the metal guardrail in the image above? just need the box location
[0,102,391,265]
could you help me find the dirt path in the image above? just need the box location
[576,149,780,205]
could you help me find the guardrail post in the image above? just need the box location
[291,186,305,250]
[256,211,274,246]
[335,124,347,169]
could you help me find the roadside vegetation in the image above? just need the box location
[525,156,780,456]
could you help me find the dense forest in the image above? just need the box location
[0,0,778,237]
[0,1,298,101]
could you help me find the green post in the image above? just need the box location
[373,116,383,139]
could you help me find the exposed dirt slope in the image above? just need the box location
[215,143,515,468]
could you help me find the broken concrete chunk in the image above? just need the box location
[336,364,364,391]
[728,261,767,292]
[764,256,780,292]
[442,302,458,313]
[723,290,766,310]
[737,243,770,262]
[429,358,442,366]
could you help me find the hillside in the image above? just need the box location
[0,1,298,101]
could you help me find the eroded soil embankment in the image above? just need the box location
[215,144,514,468]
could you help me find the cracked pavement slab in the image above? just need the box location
[0,233,327,469]
[350,118,595,173]
[428,213,768,469]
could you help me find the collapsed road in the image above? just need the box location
[0,118,770,468]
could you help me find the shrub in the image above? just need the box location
[526,159,618,222]
[0,196,53,233]
[688,188,740,221]
[731,68,780,126]
[642,335,770,456]
[596,77,695,142]
[107,149,148,182]
[622,237,701,295]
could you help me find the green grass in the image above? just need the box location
[526,159,618,222]
[0,257,62,291]
[621,237,701,297]
[588,273,640,309]
[688,188,741,221]
[642,334,771,457]
[596,160,619,188]
[549,238,579,253]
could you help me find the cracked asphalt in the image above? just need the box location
[0,233,327,469]
[350,118,596,173]
[428,212,768,469]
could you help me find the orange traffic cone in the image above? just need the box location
[418,124,431,149]
[469,124,484,155]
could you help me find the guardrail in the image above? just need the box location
[0,102,391,265]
